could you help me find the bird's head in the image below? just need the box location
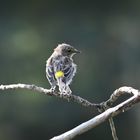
[54,43,81,57]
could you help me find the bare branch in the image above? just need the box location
[0,83,99,110]
[50,86,140,140]
[109,118,118,140]
[103,86,139,107]
[1,84,139,140]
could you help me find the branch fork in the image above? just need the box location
[0,84,140,140]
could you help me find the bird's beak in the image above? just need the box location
[73,49,81,54]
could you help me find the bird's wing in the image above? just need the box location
[46,58,57,87]
[53,57,76,85]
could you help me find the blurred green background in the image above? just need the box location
[0,0,140,140]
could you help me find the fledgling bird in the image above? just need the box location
[46,43,81,95]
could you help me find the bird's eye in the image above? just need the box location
[67,48,71,52]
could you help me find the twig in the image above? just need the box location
[50,87,140,140]
[109,118,118,140]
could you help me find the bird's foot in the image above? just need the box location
[50,87,56,93]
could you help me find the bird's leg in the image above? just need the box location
[50,86,56,93]
[59,84,66,95]
[62,86,72,102]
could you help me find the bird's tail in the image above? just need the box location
[57,78,72,94]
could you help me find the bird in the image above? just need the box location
[46,43,81,95]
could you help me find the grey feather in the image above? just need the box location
[46,43,80,94]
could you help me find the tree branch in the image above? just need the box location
[0,83,100,110]
[0,84,139,140]
[50,86,140,140]
[109,118,118,140]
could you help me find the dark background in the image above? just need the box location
[0,0,140,140]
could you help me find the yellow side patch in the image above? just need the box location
[55,71,64,78]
